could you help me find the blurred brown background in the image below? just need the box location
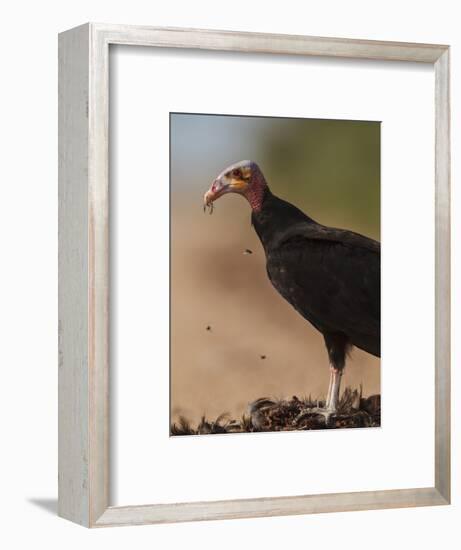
[170,114,380,424]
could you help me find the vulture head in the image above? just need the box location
[204,160,267,213]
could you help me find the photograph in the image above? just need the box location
[170,113,381,435]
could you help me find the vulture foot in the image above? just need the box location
[295,407,336,427]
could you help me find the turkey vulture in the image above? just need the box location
[204,160,380,421]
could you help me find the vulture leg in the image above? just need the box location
[295,333,349,426]
[325,366,343,412]
[323,333,349,414]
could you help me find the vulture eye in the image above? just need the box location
[232,169,242,178]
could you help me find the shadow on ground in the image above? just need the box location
[28,498,58,515]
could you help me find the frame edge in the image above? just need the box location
[434,48,451,503]
[58,22,91,527]
[95,23,448,62]
[93,487,448,527]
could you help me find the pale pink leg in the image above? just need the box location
[325,368,334,407]
[325,366,342,412]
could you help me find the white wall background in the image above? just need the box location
[0,0,458,547]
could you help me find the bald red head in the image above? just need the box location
[203,160,268,213]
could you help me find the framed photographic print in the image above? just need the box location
[58,24,450,527]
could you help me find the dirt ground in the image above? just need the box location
[171,198,380,425]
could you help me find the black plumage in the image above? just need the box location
[252,188,380,369]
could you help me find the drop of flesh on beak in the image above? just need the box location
[203,190,214,214]
[202,201,213,214]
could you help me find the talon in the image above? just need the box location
[295,407,336,427]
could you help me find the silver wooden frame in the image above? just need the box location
[58,23,451,528]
